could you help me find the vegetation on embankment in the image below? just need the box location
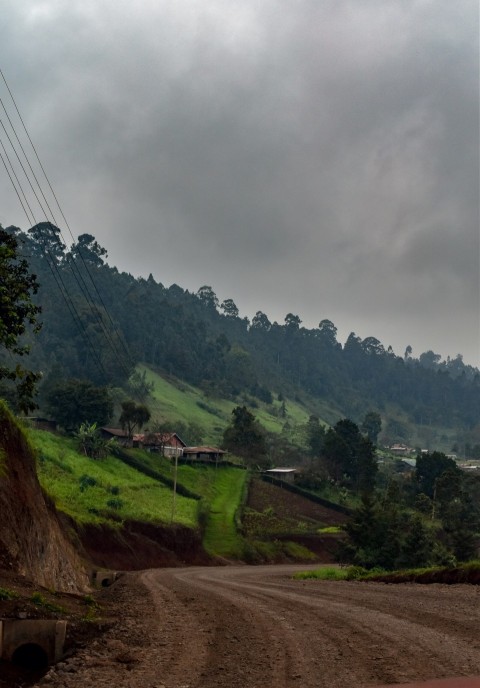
[202,467,248,558]
[32,429,199,528]
[29,427,334,565]
[293,561,480,584]
[125,449,250,558]
[30,429,256,561]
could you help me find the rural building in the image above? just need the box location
[99,427,130,446]
[182,446,227,462]
[389,444,413,455]
[133,432,186,456]
[24,417,58,432]
[263,467,297,484]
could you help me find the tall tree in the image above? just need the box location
[119,400,151,439]
[306,415,325,458]
[0,227,42,411]
[222,405,266,462]
[196,285,219,310]
[69,233,108,267]
[28,222,65,263]
[46,378,113,431]
[220,298,239,318]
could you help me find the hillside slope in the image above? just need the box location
[0,402,89,592]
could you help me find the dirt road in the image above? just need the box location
[38,565,480,688]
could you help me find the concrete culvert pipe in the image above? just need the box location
[12,643,49,671]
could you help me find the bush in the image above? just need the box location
[79,474,97,492]
[106,498,124,511]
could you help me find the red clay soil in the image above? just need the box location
[27,564,480,688]
[247,478,349,526]
[78,521,215,570]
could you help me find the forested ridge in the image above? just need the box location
[2,222,480,440]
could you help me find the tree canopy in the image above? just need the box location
[222,406,266,463]
[119,400,151,439]
[0,227,42,411]
[46,378,113,431]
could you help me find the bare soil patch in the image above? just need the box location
[247,478,348,526]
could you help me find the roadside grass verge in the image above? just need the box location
[31,430,198,527]
[293,561,480,584]
[243,539,317,564]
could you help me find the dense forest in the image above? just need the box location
[1,222,480,448]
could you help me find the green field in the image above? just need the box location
[32,430,198,527]
[126,450,249,558]
[31,429,251,559]
[139,365,312,444]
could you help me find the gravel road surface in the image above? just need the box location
[37,565,480,688]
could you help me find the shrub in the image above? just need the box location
[79,474,97,492]
[106,497,124,510]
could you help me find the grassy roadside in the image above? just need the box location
[293,561,480,584]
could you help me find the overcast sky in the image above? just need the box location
[1,0,479,365]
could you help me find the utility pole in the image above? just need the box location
[171,452,178,523]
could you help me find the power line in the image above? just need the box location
[0,70,161,412]
[0,68,138,370]
[0,83,134,386]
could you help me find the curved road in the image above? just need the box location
[137,565,480,688]
[36,565,480,688]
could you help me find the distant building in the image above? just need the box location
[24,417,58,432]
[133,432,186,456]
[389,444,413,455]
[182,446,227,462]
[99,427,130,446]
[263,467,297,484]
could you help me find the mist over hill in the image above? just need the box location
[2,223,480,449]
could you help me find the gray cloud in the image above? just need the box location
[1,0,478,364]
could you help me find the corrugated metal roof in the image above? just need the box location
[183,446,226,454]
[134,432,186,446]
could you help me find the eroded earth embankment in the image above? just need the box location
[0,406,88,592]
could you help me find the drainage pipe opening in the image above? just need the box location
[11,643,49,671]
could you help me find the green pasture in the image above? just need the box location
[139,364,312,443]
[129,449,248,558]
[30,430,198,527]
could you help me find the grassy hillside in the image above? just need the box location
[134,366,463,455]
[30,428,251,560]
[32,430,198,527]
[123,449,249,558]
[139,364,312,444]
[29,427,343,564]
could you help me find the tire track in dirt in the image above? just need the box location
[143,566,480,688]
[34,565,480,688]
